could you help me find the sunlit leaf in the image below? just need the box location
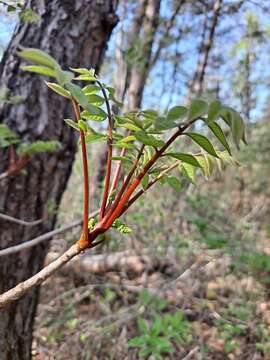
[64,118,80,131]
[45,82,71,99]
[18,48,58,68]
[21,65,56,78]
[81,109,107,122]
[67,83,101,114]
[179,163,196,184]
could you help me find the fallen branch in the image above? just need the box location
[45,249,167,275]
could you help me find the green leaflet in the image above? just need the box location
[111,156,132,162]
[141,174,149,190]
[64,119,80,131]
[188,99,208,121]
[85,133,107,144]
[220,106,246,148]
[208,121,231,155]
[66,83,101,115]
[18,140,60,156]
[18,48,58,68]
[167,106,187,121]
[166,175,182,192]
[70,67,95,76]
[186,132,219,158]
[154,116,178,130]
[21,65,56,78]
[195,154,214,179]
[82,84,100,94]
[45,82,71,99]
[166,153,202,168]
[86,94,105,106]
[135,131,165,147]
[179,163,196,184]
[81,109,107,122]
[207,100,222,123]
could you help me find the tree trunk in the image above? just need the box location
[0,0,117,359]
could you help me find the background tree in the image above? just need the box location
[0,0,117,358]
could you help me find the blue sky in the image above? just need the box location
[1,1,270,122]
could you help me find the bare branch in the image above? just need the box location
[0,213,43,226]
[0,244,81,308]
[0,210,99,257]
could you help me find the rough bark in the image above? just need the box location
[0,0,117,358]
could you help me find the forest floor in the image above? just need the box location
[32,145,270,359]
[32,230,270,359]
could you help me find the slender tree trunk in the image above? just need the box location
[190,0,223,97]
[0,0,117,359]
[126,0,161,110]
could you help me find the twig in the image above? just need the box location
[0,210,98,257]
[0,213,43,226]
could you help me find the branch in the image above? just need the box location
[0,210,99,257]
[96,80,114,220]
[71,99,90,247]
[0,244,81,308]
[0,154,29,181]
[0,213,43,226]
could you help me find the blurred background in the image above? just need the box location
[0,0,270,359]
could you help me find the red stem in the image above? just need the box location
[97,80,113,220]
[72,99,89,245]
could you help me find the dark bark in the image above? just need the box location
[0,0,117,359]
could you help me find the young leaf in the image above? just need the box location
[18,140,60,156]
[154,116,178,130]
[55,67,74,85]
[179,163,196,184]
[83,84,100,94]
[69,67,94,75]
[166,153,202,168]
[78,120,87,132]
[188,99,208,121]
[207,100,222,123]
[81,109,107,122]
[111,156,132,162]
[64,119,80,131]
[186,132,219,158]
[207,122,231,155]
[166,175,181,192]
[45,82,71,99]
[85,133,107,144]
[21,65,56,78]
[141,173,149,190]
[18,48,58,68]
[167,106,187,121]
[135,131,165,147]
[66,83,100,114]
[86,94,104,106]
[231,110,245,149]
